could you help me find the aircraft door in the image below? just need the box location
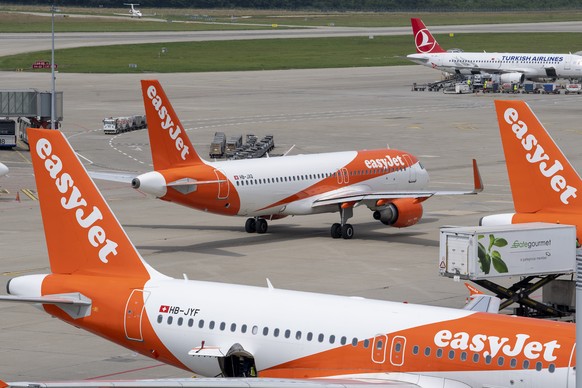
[124,289,150,341]
[336,168,349,185]
[564,55,572,70]
[403,154,417,183]
[214,169,230,200]
[390,336,406,366]
[371,334,388,364]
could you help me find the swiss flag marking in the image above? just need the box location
[159,305,170,313]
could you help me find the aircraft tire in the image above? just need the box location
[245,218,256,233]
[256,219,268,234]
[331,223,342,239]
[341,224,354,240]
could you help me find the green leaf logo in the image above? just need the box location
[479,234,509,275]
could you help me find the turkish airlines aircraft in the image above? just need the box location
[480,100,582,241]
[406,18,582,82]
[126,80,482,239]
[0,127,576,387]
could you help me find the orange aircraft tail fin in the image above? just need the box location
[28,128,155,278]
[141,80,203,171]
[494,100,581,213]
[411,18,446,54]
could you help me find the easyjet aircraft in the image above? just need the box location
[0,127,575,387]
[480,100,582,241]
[120,80,482,239]
[406,18,582,82]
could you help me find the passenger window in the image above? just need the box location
[318,334,324,343]
[252,325,258,335]
[219,322,226,331]
[263,327,269,336]
[485,355,492,365]
[510,358,517,368]
[285,329,291,338]
[497,357,504,366]
[340,336,347,345]
[178,317,183,326]
[296,331,301,340]
[188,319,194,327]
[198,319,204,329]
[424,347,431,357]
[376,340,382,349]
[209,321,215,330]
[412,345,419,355]
[352,338,358,346]
[363,339,370,348]
[523,360,530,369]
[460,352,467,361]
[535,362,542,371]
[273,328,279,337]
[157,315,162,324]
[436,348,443,358]
[167,316,173,325]
[329,335,335,344]
[230,323,236,332]
[307,332,313,341]
[395,343,401,352]
[549,363,555,373]
[472,353,479,363]
[241,324,247,333]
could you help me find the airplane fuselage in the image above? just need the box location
[407,52,582,80]
[139,149,428,218]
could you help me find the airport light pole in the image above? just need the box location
[50,1,56,130]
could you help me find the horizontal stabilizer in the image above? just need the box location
[88,171,137,184]
[463,294,500,313]
[0,292,92,319]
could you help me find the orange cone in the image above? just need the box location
[15,191,20,202]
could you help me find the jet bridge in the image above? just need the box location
[0,89,63,144]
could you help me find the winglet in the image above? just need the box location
[494,100,581,212]
[411,18,446,54]
[472,159,484,193]
[28,128,155,278]
[141,80,203,170]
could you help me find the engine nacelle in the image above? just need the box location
[479,213,516,227]
[500,72,525,84]
[373,198,423,228]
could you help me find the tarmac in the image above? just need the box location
[1,65,582,381]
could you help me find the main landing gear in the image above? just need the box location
[245,217,268,234]
[330,204,354,239]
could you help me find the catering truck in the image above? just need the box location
[439,223,576,280]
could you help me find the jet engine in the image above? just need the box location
[500,72,525,84]
[372,198,423,228]
[479,213,515,227]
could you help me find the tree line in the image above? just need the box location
[12,0,582,11]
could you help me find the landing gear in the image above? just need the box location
[330,205,354,239]
[245,217,268,234]
[245,218,256,233]
[256,218,268,234]
[331,223,342,238]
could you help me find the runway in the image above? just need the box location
[1,63,582,381]
[3,20,582,56]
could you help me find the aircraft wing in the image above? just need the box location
[313,159,482,208]
[2,377,421,388]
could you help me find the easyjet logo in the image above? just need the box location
[503,107,577,205]
[415,29,436,53]
[365,155,405,169]
[146,85,190,161]
[36,138,118,264]
[434,329,560,362]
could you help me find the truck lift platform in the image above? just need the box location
[473,274,567,318]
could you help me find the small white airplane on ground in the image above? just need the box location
[0,162,8,177]
[124,3,142,18]
[93,80,482,240]
[0,126,575,387]
[406,18,582,82]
